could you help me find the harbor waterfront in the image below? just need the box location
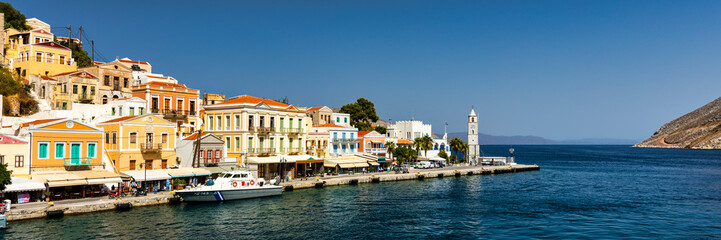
[3,164,538,221]
[2,145,721,239]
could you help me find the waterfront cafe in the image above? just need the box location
[120,169,171,192]
[165,168,212,190]
[1,177,46,203]
[324,156,378,175]
[292,155,324,178]
[246,155,303,180]
[31,170,123,200]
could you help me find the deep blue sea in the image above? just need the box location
[2,145,720,239]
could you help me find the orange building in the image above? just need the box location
[25,118,121,196]
[131,81,200,137]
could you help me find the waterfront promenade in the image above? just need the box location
[4,164,538,222]
[281,164,540,190]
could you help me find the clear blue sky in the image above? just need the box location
[9,0,721,140]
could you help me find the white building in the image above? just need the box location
[108,97,147,117]
[331,112,351,127]
[387,120,432,140]
[312,123,358,157]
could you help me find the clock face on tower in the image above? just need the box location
[470,123,476,132]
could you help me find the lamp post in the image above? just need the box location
[279,157,287,182]
[139,163,147,191]
[509,147,515,165]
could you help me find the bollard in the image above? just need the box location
[285,185,294,191]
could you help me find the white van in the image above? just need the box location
[418,161,432,169]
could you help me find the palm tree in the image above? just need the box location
[384,141,395,162]
[420,135,433,158]
[460,142,469,163]
[449,137,464,164]
[413,137,423,159]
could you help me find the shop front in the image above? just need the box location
[31,170,122,200]
[323,158,372,175]
[120,169,171,193]
[1,177,46,203]
[288,155,323,179]
[247,156,296,181]
[165,168,212,190]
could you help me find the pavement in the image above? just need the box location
[9,192,174,211]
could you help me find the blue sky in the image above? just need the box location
[9,0,721,140]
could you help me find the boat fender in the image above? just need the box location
[314,182,324,188]
[47,210,64,219]
[468,171,474,176]
[455,172,461,177]
[284,185,294,191]
[417,175,425,180]
[437,173,444,178]
[250,180,255,186]
[349,179,359,185]
[232,182,238,187]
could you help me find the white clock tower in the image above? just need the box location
[468,107,480,162]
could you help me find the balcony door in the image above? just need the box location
[146,133,153,148]
[71,143,81,164]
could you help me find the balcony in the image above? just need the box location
[342,138,358,144]
[257,127,275,134]
[151,108,160,114]
[365,148,386,155]
[247,148,276,155]
[287,147,303,153]
[140,143,163,154]
[64,158,92,167]
[284,128,302,134]
[162,109,189,118]
[78,93,94,103]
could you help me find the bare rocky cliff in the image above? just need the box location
[635,97,721,149]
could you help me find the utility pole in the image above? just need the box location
[68,25,71,42]
[192,128,203,168]
[78,26,82,46]
[91,40,95,63]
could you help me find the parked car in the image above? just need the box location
[418,161,432,169]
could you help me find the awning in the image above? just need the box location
[284,154,315,162]
[31,172,88,187]
[246,156,286,164]
[337,163,355,169]
[368,162,380,166]
[3,177,46,193]
[74,170,123,185]
[165,168,195,178]
[190,168,212,176]
[202,167,224,174]
[120,170,171,181]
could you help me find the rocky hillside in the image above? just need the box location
[635,97,721,149]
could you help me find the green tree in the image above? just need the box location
[420,135,433,158]
[449,137,465,164]
[384,141,395,162]
[0,2,30,30]
[275,96,289,104]
[438,149,448,160]
[393,147,408,166]
[56,39,92,68]
[413,137,422,157]
[374,126,387,134]
[354,122,374,131]
[340,98,379,126]
[0,68,22,96]
[1,67,38,116]
[0,163,13,192]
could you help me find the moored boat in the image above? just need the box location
[175,170,282,202]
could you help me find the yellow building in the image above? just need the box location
[0,134,30,178]
[96,114,178,172]
[203,95,309,166]
[5,28,77,78]
[52,70,100,107]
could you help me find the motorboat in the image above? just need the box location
[174,170,282,202]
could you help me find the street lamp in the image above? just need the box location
[139,163,147,190]
[509,148,515,164]
[279,157,287,182]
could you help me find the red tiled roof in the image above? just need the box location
[314,123,345,128]
[219,95,290,108]
[52,70,97,79]
[307,106,326,111]
[33,41,70,50]
[147,75,176,80]
[117,59,149,65]
[139,81,190,89]
[21,118,64,128]
[183,132,210,141]
[38,75,56,80]
[358,131,372,137]
[93,61,104,65]
[98,115,137,124]
[0,134,27,144]
[397,139,414,144]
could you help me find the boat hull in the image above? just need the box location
[175,186,283,202]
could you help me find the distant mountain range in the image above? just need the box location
[445,132,636,145]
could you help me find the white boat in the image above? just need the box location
[175,170,282,202]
